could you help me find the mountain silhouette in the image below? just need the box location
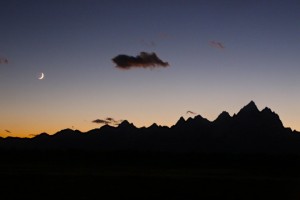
[1,101,300,154]
[214,111,231,123]
[117,120,136,130]
[237,100,259,114]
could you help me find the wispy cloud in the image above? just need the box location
[106,117,124,125]
[186,111,197,115]
[209,41,225,50]
[112,52,169,70]
[5,130,11,133]
[0,58,8,64]
[105,117,115,122]
[92,117,124,126]
[92,119,109,124]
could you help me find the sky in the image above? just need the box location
[0,0,300,137]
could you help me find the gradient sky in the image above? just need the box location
[1,0,300,137]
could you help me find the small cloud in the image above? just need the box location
[186,111,197,115]
[112,52,169,70]
[105,117,116,122]
[92,119,109,124]
[0,58,9,64]
[92,117,124,126]
[209,41,225,50]
[5,130,11,133]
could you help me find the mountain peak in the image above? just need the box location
[261,107,283,128]
[149,123,159,129]
[118,120,136,129]
[214,111,231,122]
[175,117,186,126]
[171,117,186,129]
[262,107,272,113]
[245,101,258,110]
[237,101,259,115]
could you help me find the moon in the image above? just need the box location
[38,72,45,80]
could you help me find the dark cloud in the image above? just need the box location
[186,111,197,115]
[107,118,124,125]
[92,119,109,124]
[92,117,124,126]
[105,117,116,122]
[209,41,225,49]
[5,130,11,133]
[112,52,169,70]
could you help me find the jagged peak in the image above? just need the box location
[186,117,193,123]
[262,107,273,113]
[237,101,259,115]
[149,123,159,129]
[261,107,280,119]
[261,107,283,126]
[175,116,186,126]
[183,115,211,128]
[171,117,186,128]
[185,114,203,120]
[214,111,231,122]
[245,100,258,110]
[119,120,130,125]
[220,111,231,117]
[118,120,136,129]
[194,115,205,120]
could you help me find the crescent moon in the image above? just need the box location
[38,73,44,80]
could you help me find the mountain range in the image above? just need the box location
[1,101,299,155]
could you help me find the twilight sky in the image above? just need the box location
[1,0,300,137]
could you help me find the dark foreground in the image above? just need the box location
[1,151,300,200]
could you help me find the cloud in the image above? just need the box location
[92,119,109,124]
[5,130,11,133]
[105,117,116,122]
[186,111,197,115]
[92,117,124,126]
[209,41,225,50]
[0,58,8,64]
[112,52,169,70]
